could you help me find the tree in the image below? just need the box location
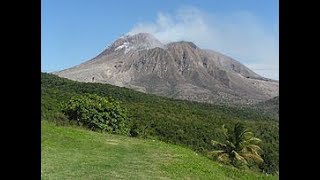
[62,93,129,134]
[210,123,264,168]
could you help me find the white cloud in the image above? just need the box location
[128,6,279,80]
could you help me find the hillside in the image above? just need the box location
[42,121,277,179]
[41,72,278,174]
[254,96,279,120]
[55,33,278,105]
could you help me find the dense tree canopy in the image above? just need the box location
[62,93,129,134]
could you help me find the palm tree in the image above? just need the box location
[210,123,264,168]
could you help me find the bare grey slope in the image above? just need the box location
[55,33,278,105]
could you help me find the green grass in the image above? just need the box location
[41,121,277,180]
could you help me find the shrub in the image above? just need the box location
[62,93,129,134]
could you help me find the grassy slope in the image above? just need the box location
[42,121,277,180]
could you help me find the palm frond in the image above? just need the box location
[242,131,254,139]
[211,140,226,147]
[246,137,262,144]
[209,150,225,155]
[226,140,236,149]
[232,150,248,164]
[221,124,228,138]
[240,153,264,164]
[217,153,230,163]
[207,150,226,158]
[244,144,263,152]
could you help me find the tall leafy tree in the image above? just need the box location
[211,123,264,168]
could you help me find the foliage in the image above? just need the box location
[62,93,129,134]
[210,123,264,169]
[41,73,279,174]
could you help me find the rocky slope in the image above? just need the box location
[55,33,278,105]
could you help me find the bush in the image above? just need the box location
[62,93,129,134]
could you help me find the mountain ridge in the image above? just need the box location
[55,33,278,105]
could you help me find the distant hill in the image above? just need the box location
[55,33,278,105]
[41,73,279,174]
[258,96,279,108]
[254,96,279,120]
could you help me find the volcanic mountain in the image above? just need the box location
[55,33,278,105]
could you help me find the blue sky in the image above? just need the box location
[41,0,279,79]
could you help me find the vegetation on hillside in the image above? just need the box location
[41,72,278,174]
[254,96,279,120]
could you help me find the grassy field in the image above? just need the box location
[41,121,277,179]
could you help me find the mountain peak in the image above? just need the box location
[110,33,164,53]
[124,32,156,39]
[120,33,162,45]
[167,41,198,49]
